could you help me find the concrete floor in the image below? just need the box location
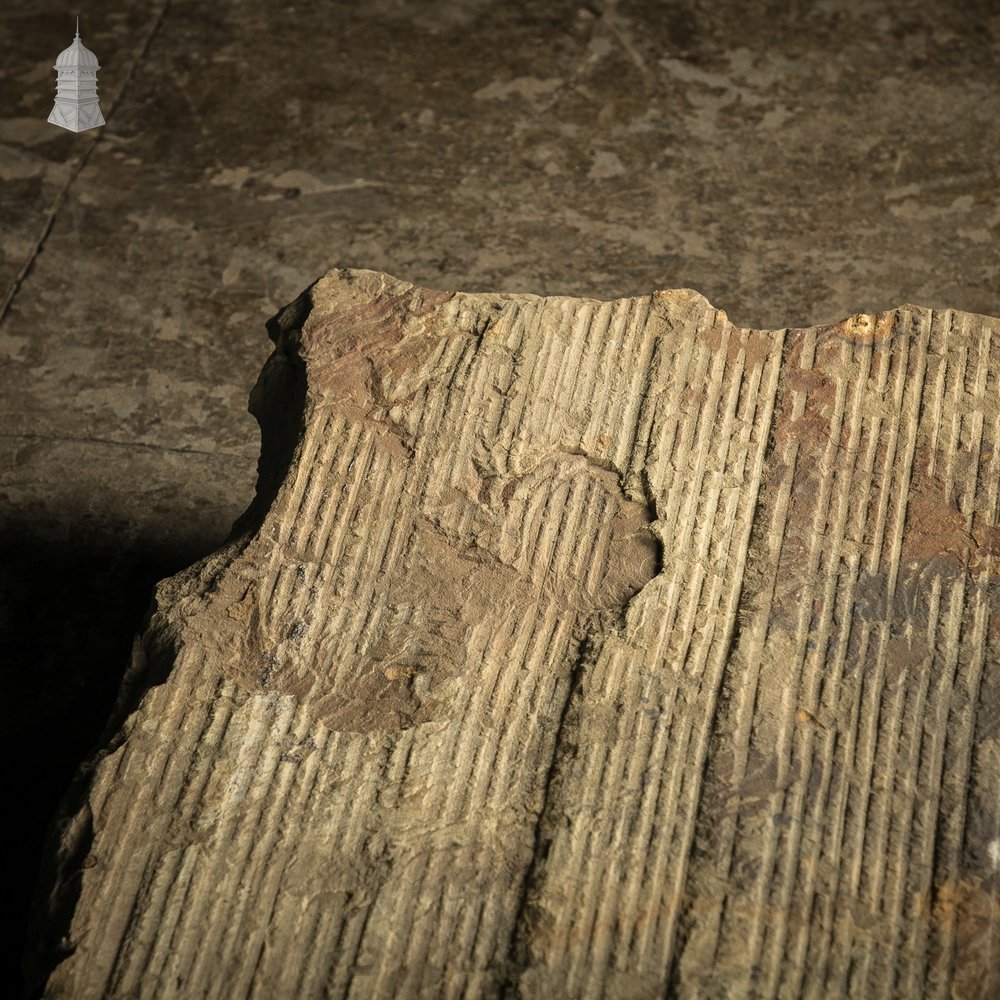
[1,0,999,990]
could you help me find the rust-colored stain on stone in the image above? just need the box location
[821,310,900,346]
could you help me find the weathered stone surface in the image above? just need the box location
[32,269,1000,998]
[7,5,1000,988]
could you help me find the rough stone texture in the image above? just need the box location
[31,268,1000,999]
[4,1,1000,992]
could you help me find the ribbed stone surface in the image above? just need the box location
[33,269,1000,999]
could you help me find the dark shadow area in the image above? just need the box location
[0,522,208,997]
[7,307,309,997]
[229,286,311,541]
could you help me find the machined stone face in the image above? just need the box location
[30,269,1000,1000]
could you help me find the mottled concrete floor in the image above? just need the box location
[1,0,999,990]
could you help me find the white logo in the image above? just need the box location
[48,17,106,133]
